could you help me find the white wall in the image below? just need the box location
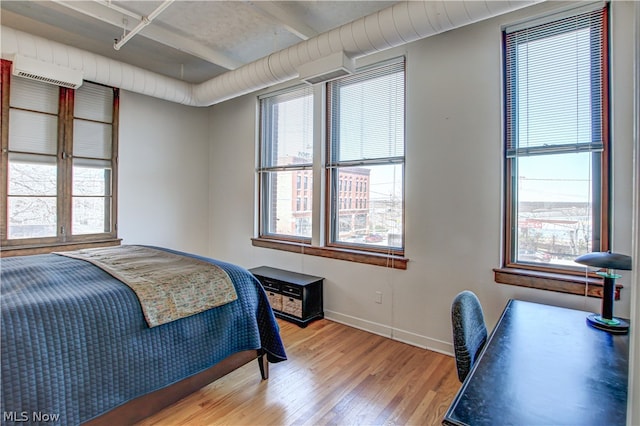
[208,1,636,354]
[628,3,640,425]
[118,90,210,255]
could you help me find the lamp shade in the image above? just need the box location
[574,251,632,270]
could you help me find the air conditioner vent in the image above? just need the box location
[298,52,354,85]
[12,55,83,89]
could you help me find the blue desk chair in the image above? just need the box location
[451,290,488,382]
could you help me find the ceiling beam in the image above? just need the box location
[51,0,243,70]
[245,1,318,40]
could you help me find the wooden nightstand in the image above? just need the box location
[250,266,324,327]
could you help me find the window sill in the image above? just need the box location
[251,238,408,270]
[0,239,122,258]
[494,267,621,300]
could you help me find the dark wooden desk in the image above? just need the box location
[443,299,629,426]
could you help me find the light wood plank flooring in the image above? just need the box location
[137,319,460,426]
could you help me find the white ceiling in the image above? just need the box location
[1,1,398,83]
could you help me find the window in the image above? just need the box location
[1,60,119,253]
[327,59,405,252]
[258,86,313,240]
[255,58,407,268]
[496,5,609,292]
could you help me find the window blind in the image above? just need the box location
[9,76,58,114]
[328,59,405,166]
[73,82,114,160]
[505,7,606,158]
[74,82,113,122]
[73,120,112,159]
[8,76,59,155]
[8,109,58,154]
[259,85,313,170]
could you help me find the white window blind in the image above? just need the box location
[259,86,313,170]
[328,59,405,166]
[73,82,113,160]
[8,110,58,154]
[9,76,58,113]
[8,76,59,155]
[505,7,606,157]
[74,82,113,122]
[73,121,112,159]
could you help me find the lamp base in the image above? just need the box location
[586,314,629,335]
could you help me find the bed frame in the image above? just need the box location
[85,350,269,425]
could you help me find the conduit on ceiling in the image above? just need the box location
[1,1,541,107]
[113,0,175,51]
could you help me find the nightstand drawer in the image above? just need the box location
[281,284,302,298]
[282,296,302,318]
[261,278,281,292]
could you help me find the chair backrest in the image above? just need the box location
[451,290,488,382]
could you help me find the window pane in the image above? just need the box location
[73,160,111,196]
[333,164,403,248]
[262,170,312,239]
[72,160,112,235]
[515,152,594,267]
[514,29,595,153]
[8,196,57,239]
[73,120,112,159]
[9,75,59,114]
[73,197,111,235]
[505,7,605,157]
[8,154,57,196]
[330,62,404,164]
[74,82,113,122]
[261,88,313,168]
[7,154,57,239]
[8,109,58,155]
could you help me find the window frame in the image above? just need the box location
[494,5,613,297]
[257,85,314,243]
[0,59,120,256]
[253,57,408,269]
[325,59,406,256]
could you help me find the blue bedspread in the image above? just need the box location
[0,247,286,425]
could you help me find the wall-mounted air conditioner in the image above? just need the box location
[297,51,354,85]
[12,54,83,89]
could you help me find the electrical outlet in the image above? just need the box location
[375,291,382,304]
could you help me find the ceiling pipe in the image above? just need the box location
[50,0,242,70]
[114,0,174,51]
[1,26,195,105]
[1,1,542,107]
[191,0,542,106]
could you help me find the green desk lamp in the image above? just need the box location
[575,251,632,334]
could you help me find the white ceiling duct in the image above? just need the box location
[1,1,541,107]
[1,26,195,105]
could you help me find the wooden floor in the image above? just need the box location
[137,319,461,426]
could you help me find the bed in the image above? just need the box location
[0,245,287,425]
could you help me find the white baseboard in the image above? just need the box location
[324,310,454,357]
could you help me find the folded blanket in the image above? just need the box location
[56,245,237,327]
